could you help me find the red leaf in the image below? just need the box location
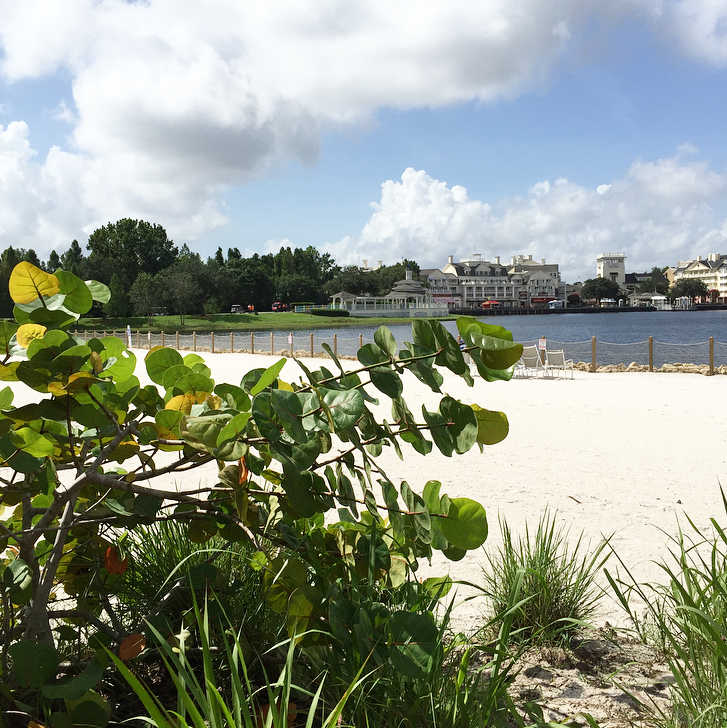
[105,546,128,575]
[119,633,146,661]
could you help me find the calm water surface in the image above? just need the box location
[273,310,727,366]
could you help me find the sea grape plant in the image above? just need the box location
[0,262,522,721]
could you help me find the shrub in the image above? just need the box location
[0,262,522,727]
[480,510,610,643]
[310,308,350,317]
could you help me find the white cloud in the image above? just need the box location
[0,0,595,255]
[0,0,726,256]
[326,152,727,281]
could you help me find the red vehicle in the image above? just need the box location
[272,301,288,311]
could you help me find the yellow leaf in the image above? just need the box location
[16,324,47,349]
[277,380,294,392]
[0,362,19,381]
[9,262,60,304]
[166,392,207,414]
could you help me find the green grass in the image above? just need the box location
[73,311,455,333]
[607,490,727,728]
[480,510,610,644]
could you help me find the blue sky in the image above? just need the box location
[2,1,727,281]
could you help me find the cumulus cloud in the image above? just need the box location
[0,0,598,254]
[326,150,727,281]
[0,0,726,255]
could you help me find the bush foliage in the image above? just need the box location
[0,262,523,726]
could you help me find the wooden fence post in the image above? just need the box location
[161,330,165,347]
[591,336,596,373]
[270,332,274,354]
[176,331,180,349]
[251,332,255,355]
[230,332,234,353]
[648,336,653,372]
[334,334,338,356]
[359,334,363,349]
[147,331,152,350]
[710,336,715,375]
[211,331,215,353]
[310,333,314,357]
[136,330,140,348]
[193,332,197,352]
[289,333,293,357]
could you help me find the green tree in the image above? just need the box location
[161,256,205,324]
[671,277,709,300]
[46,250,61,272]
[129,271,159,325]
[103,273,131,318]
[59,240,85,275]
[87,218,178,290]
[580,277,621,303]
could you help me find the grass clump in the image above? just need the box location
[608,491,727,728]
[480,510,610,644]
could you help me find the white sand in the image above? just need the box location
[10,349,727,632]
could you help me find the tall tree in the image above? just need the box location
[47,250,61,272]
[60,240,86,275]
[161,256,205,324]
[87,219,178,290]
[671,278,709,300]
[103,274,131,318]
[129,272,160,326]
[580,278,621,303]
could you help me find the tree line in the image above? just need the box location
[0,219,420,322]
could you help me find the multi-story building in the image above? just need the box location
[671,253,727,302]
[596,253,627,287]
[420,253,562,308]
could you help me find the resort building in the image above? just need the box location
[671,253,727,302]
[425,253,563,308]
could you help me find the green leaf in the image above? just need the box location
[42,656,104,700]
[439,397,478,454]
[322,388,365,430]
[421,406,452,457]
[8,640,60,688]
[172,372,214,396]
[440,497,488,550]
[387,611,439,679]
[214,382,250,411]
[56,270,93,314]
[10,427,55,457]
[400,481,432,544]
[0,386,14,409]
[144,347,183,385]
[370,370,403,399]
[373,326,398,357]
[97,337,136,382]
[249,358,287,396]
[271,389,308,443]
[3,558,32,595]
[470,404,509,445]
[85,279,112,304]
[160,363,194,390]
[0,321,19,355]
[251,392,281,443]
[357,343,388,368]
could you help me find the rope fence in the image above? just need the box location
[74,330,727,374]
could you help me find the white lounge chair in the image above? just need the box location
[546,349,575,379]
[516,345,547,378]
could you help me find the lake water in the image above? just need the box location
[133,310,727,367]
[261,310,727,367]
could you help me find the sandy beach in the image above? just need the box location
[10,347,727,633]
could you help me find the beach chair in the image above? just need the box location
[546,349,574,379]
[516,345,546,378]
